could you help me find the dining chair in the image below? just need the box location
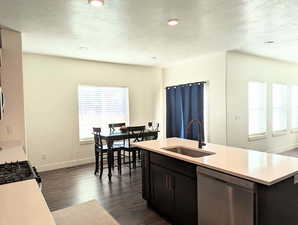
[123,125,145,176]
[108,123,126,132]
[144,122,159,141]
[93,127,122,178]
[108,123,126,147]
[108,123,127,164]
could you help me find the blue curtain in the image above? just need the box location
[166,82,204,141]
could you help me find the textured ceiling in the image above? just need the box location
[1,0,298,66]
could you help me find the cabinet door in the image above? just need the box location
[150,164,174,218]
[174,173,197,225]
[141,150,150,200]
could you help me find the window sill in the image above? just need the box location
[80,139,94,145]
[272,130,288,137]
[248,134,267,142]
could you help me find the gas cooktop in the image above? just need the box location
[0,161,41,185]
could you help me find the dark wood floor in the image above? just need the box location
[40,163,170,225]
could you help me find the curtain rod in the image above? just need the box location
[166,81,208,89]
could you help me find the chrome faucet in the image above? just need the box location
[186,120,205,149]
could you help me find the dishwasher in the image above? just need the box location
[197,166,256,225]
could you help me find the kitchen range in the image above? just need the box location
[134,138,298,225]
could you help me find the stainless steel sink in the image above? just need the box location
[161,146,214,158]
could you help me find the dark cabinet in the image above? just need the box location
[142,150,197,225]
[174,172,197,225]
[150,164,174,218]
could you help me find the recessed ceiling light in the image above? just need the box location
[88,0,104,7]
[264,41,274,44]
[168,18,179,26]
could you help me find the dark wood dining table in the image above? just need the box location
[99,129,159,181]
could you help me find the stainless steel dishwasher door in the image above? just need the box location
[197,167,256,225]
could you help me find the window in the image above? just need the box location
[272,84,288,133]
[291,86,298,130]
[78,85,129,140]
[248,81,267,139]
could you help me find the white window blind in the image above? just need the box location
[248,81,267,137]
[291,86,298,130]
[78,85,129,140]
[272,84,288,132]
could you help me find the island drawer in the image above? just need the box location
[150,152,196,178]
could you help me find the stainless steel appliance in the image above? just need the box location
[197,166,256,225]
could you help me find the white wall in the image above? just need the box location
[226,51,298,153]
[162,52,227,145]
[0,29,25,146]
[23,53,163,171]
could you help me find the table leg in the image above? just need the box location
[118,150,122,175]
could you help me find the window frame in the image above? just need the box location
[248,81,268,142]
[271,83,288,136]
[291,85,298,133]
[78,85,130,143]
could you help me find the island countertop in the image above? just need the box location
[133,137,298,185]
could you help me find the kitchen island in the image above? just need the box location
[133,138,298,225]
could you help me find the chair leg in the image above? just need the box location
[94,150,99,175]
[99,151,104,178]
[138,149,141,160]
[129,151,131,176]
[133,150,136,169]
[112,150,114,170]
[118,150,122,175]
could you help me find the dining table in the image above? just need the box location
[99,129,159,181]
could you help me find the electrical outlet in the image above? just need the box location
[234,115,241,120]
[6,126,12,135]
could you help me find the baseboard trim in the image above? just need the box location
[37,157,95,172]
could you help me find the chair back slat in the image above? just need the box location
[127,125,145,146]
[93,127,103,149]
[109,123,126,132]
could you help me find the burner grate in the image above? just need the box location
[0,161,37,185]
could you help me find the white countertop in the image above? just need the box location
[0,140,56,225]
[0,140,26,163]
[133,138,298,185]
[0,180,56,225]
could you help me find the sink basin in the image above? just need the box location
[161,146,214,158]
